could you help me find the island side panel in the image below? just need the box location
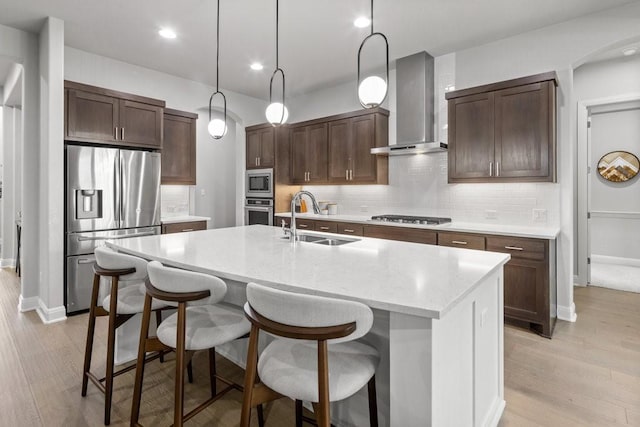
[389,312,433,425]
[432,268,505,427]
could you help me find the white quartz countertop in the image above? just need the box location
[108,225,509,319]
[275,212,559,239]
[161,215,211,224]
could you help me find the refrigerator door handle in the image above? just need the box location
[119,153,125,228]
[114,154,121,227]
[77,231,157,242]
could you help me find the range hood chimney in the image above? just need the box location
[371,51,447,156]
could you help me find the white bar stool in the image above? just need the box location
[240,282,380,427]
[82,246,168,425]
[130,261,263,427]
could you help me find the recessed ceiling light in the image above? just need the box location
[622,47,637,56]
[250,62,264,71]
[158,28,177,39]
[354,16,371,28]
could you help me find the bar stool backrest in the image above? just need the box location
[246,282,373,344]
[95,246,148,283]
[147,261,227,306]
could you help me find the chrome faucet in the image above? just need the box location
[288,191,321,241]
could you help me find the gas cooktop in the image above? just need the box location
[370,214,452,225]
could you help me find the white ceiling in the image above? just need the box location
[0,0,635,99]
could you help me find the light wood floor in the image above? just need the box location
[1,268,638,427]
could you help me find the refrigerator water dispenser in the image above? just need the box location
[76,189,102,219]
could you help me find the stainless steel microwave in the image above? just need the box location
[246,168,273,198]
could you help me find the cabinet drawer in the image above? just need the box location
[337,222,364,236]
[161,220,207,234]
[295,219,316,230]
[486,236,546,261]
[363,225,437,245]
[438,232,485,250]
[314,221,338,233]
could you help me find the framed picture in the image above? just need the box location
[597,151,639,182]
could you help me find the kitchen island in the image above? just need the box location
[109,225,510,427]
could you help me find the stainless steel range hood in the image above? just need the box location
[371,51,447,156]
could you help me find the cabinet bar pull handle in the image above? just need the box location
[489,162,493,177]
[115,127,118,140]
[121,127,125,140]
[299,224,308,228]
[181,228,194,232]
[496,161,500,177]
[258,157,261,166]
[346,170,349,180]
[344,229,355,233]
[504,246,524,251]
[452,240,468,245]
[319,226,329,230]
[350,170,353,180]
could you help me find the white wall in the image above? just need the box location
[574,54,640,283]
[0,23,40,313]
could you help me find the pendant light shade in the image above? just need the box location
[208,0,228,140]
[357,0,389,109]
[266,0,288,125]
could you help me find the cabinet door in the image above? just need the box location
[162,114,196,184]
[448,92,495,182]
[503,259,546,322]
[494,81,553,180]
[246,130,262,169]
[363,225,437,244]
[350,115,377,182]
[306,123,328,183]
[290,127,308,184]
[259,128,275,168]
[119,100,163,148]
[328,119,351,183]
[66,89,119,142]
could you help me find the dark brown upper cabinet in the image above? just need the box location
[291,123,328,184]
[328,111,389,184]
[246,126,275,169]
[162,108,198,185]
[446,72,557,183]
[65,81,165,150]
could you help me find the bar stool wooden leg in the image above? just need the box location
[103,276,120,425]
[295,400,303,427]
[155,310,165,363]
[240,325,260,427]
[130,294,153,427]
[174,303,187,427]
[81,273,101,397]
[367,376,378,427]
[187,360,194,384]
[209,348,217,397]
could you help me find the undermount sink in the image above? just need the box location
[285,233,360,246]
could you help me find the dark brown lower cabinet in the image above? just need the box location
[161,221,207,234]
[485,236,556,338]
[362,225,437,245]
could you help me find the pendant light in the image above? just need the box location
[265,0,289,125]
[208,0,228,139]
[357,0,389,108]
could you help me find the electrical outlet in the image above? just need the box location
[200,189,206,197]
[533,209,547,223]
[485,210,498,220]
[360,205,369,212]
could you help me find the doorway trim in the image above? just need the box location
[576,93,640,286]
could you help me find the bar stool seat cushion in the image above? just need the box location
[157,304,250,351]
[257,339,379,403]
[102,282,166,315]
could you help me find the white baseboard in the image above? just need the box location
[0,258,16,268]
[573,275,587,287]
[18,294,40,312]
[35,299,67,324]
[591,254,640,268]
[485,398,506,427]
[557,302,577,322]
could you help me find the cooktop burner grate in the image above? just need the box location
[370,214,452,225]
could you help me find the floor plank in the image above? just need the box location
[1,269,639,426]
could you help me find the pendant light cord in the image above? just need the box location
[370,0,374,35]
[216,0,220,91]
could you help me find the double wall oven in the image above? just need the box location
[245,168,274,226]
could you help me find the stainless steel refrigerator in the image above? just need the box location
[65,145,161,314]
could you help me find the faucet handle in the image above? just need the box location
[282,219,292,238]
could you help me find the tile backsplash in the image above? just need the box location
[304,153,560,226]
[161,185,190,217]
